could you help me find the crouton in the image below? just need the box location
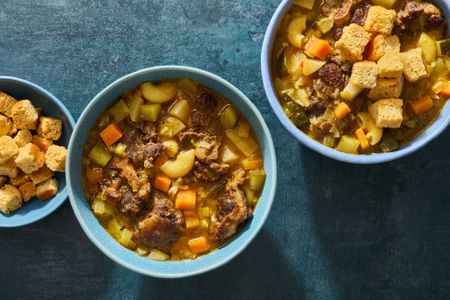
[30,166,54,185]
[401,48,429,82]
[37,116,62,141]
[365,34,400,62]
[0,92,17,118]
[13,129,32,147]
[11,100,39,130]
[0,176,6,188]
[0,136,19,164]
[335,24,371,61]
[364,6,396,35]
[0,114,12,136]
[45,145,67,172]
[10,173,30,187]
[15,143,45,174]
[32,135,53,152]
[36,178,58,201]
[19,182,36,202]
[0,184,23,214]
[0,160,19,178]
[350,61,378,89]
[368,99,404,128]
[378,52,404,78]
[368,76,404,100]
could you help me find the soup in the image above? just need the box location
[82,78,265,260]
[273,0,450,154]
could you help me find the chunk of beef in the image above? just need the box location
[140,122,157,142]
[318,63,346,89]
[192,93,217,128]
[179,130,221,163]
[396,0,447,35]
[122,123,146,165]
[310,122,332,140]
[134,191,184,248]
[321,0,354,25]
[143,143,164,168]
[211,169,251,243]
[305,95,328,114]
[192,161,230,182]
[350,2,371,26]
[332,26,344,41]
[117,184,145,215]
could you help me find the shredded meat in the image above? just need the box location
[192,161,230,182]
[321,0,354,25]
[310,122,332,139]
[396,0,447,35]
[134,191,185,248]
[143,143,164,168]
[350,2,371,26]
[179,130,221,163]
[192,92,217,128]
[211,169,251,243]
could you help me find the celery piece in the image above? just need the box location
[92,200,105,215]
[242,184,258,207]
[248,169,266,192]
[317,17,334,34]
[237,121,251,138]
[336,135,360,154]
[126,91,144,122]
[109,99,130,122]
[340,82,363,101]
[119,228,134,247]
[418,33,437,63]
[140,103,161,122]
[162,139,179,157]
[107,218,123,239]
[159,116,186,138]
[226,128,259,157]
[114,143,127,157]
[220,105,239,129]
[89,143,112,167]
[168,99,191,123]
[199,207,211,217]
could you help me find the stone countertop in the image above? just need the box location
[1,1,449,299]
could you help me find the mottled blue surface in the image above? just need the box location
[0,0,449,299]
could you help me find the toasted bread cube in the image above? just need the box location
[15,143,45,174]
[0,160,19,178]
[364,6,396,35]
[11,100,39,130]
[19,182,36,202]
[45,145,67,172]
[13,129,32,147]
[32,135,53,152]
[0,136,19,164]
[368,99,404,128]
[10,173,30,187]
[0,176,6,188]
[0,114,12,136]
[401,48,429,82]
[0,92,17,118]
[335,24,371,61]
[368,76,404,100]
[36,178,58,201]
[366,34,400,62]
[350,61,378,89]
[378,53,404,78]
[37,116,62,141]
[0,184,23,214]
[30,166,54,185]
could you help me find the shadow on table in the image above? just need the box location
[138,229,308,299]
[301,129,450,299]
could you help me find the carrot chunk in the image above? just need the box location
[355,128,369,150]
[100,122,123,146]
[304,37,333,60]
[439,81,450,97]
[335,102,351,120]
[175,189,196,210]
[154,174,172,192]
[188,237,210,254]
[410,95,434,115]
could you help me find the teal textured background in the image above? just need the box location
[0,0,449,299]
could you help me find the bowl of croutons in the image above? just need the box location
[0,76,75,227]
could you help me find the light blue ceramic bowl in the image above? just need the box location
[261,0,450,164]
[67,66,277,278]
[0,76,75,227]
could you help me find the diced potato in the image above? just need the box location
[220,105,239,129]
[200,219,209,229]
[92,200,106,215]
[357,112,383,145]
[418,33,436,63]
[148,249,170,261]
[107,218,123,239]
[287,16,307,48]
[302,59,326,76]
[126,91,144,122]
[317,17,334,34]
[248,169,266,192]
[159,117,186,138]
[140,81,177,103]
[294,0,315,10]
[372,0,397,8]
[109,99,130,122]
[185,216,200,229]
[162,139,179,157]
[89,143,112,167]
[137,247,149,256]
[140,104,161,122]
[242,184,258,206]
[160,149,195,178]
[431,57,450,79]
[237,121,250,138]
[336,135,360,154]
[226,128,259,157]
[176,78,199,98]
[220,144,240,164]
[340,82,363,101]
[119,228,134,247]
[168,99,191,123]
[199,207,211,217]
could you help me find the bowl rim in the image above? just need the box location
[0,75,75,227]
[261,0,450,164]
[66,65,277,278]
